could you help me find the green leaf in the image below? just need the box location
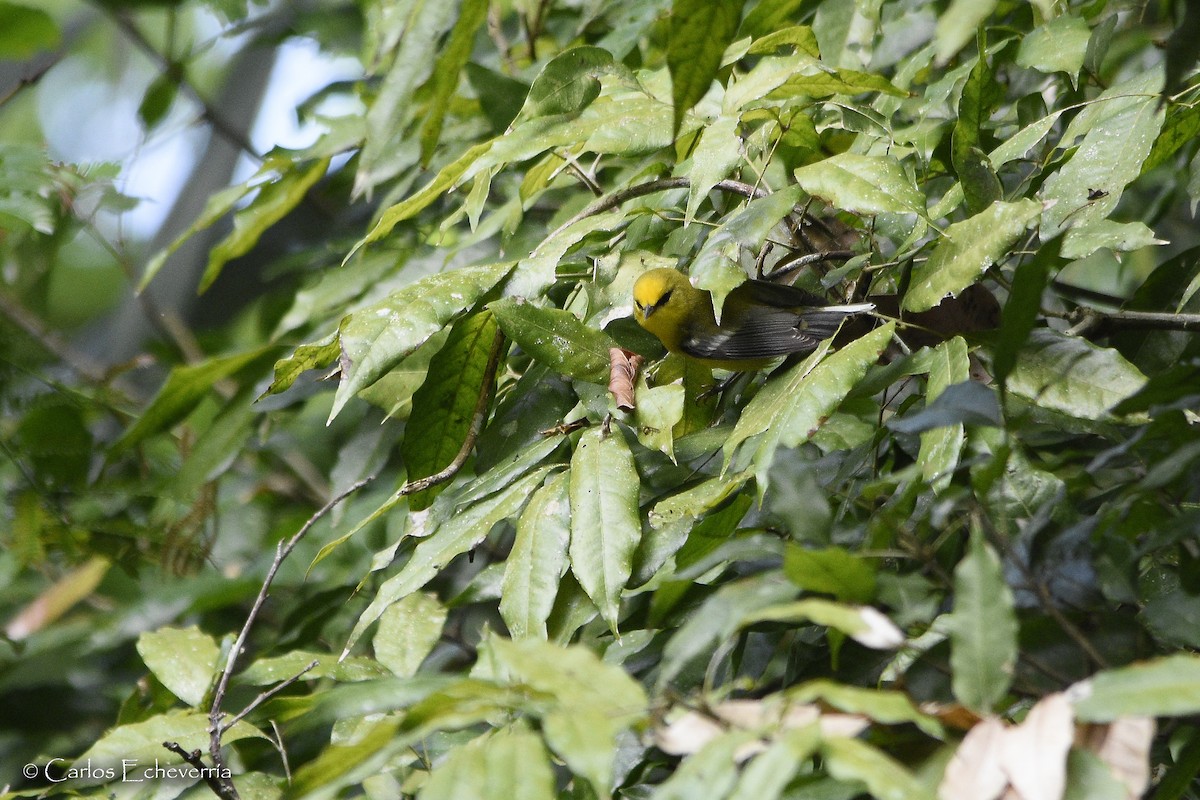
[956,146,1002,215]
[773,65,905,98]
[786,680,944,739]
[1042,74,1164,236]
[820,736,929,800]
[935,0,998,65]
[659,574,797,685]
[356,329,448,419]
[235,650,389,684]
[723,323,895,480]
[488,298,618,384]
[723,53,806,111]
[992,243,1054,385]
[1016,14,1092,79]
[1006,329,1148,420]
[138,72,178,129]
[489,637,648,795]
[263,335,340,397]
[419,0,490,164]
[795,154,925,217]
[989,108,1064,168]
[112,347,273,454]
[0,2,59,59]
[357,0,460,194]
[350,141,493,259]
[783,544,877,603]
[686,115,742,223]
[917,337,970,491]
[692,185,804,312]
[136,626,219,707]
[140,182,256,290]
[523,46,616,118]
[727,727,820,800]
[331,262,512,420]
[668,0,746,133]
[465,63,530,134]
[569,427,642,632]
[419,726,556,800]
[394,678,531,737]
[655,730,759,800]
[73,711,264,786]
[289,717,407,798]
[1071,654,1200,722]
[343,468,549,655]
[638,472,752,585]
[952,46,1003,213]
[401,311,503,510]
[507,208,624,298]
[170,392,256,498]
[1142,101,1200,174]
[500,472,571,639]
[1062,749,1130,800]
[739,0,809,41]
[1060,220,1166,260]
[947,526,1017,714]
[374,592,448,677]
[953,46,1000,162]
[743,598,904,649]
[903,199,1040,312]
[268,675,453,730]
[634,380,685,461]
[746,25,820,57]
[201,157,331,293]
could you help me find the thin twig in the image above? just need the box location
[203,476,373,800]
[1067,306,1200,333]
[104,10,260,159]
[486,3,515,73]
[162,742,230,798]
[0,51,62,108]
[220,660,319,732]
[761,249,856,282]
[269,721,292,785]
[0,290,110,385]
[555,150,604,196]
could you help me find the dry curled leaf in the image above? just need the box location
[608,347,643,411]
[1001,693,1073,800]
[1076,717,1154,800]
[939,717,1008,800]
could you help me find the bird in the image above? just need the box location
[632,268,875,371]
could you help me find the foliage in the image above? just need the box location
[3,0,1200,799]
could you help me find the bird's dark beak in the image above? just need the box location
[641,302,657,319]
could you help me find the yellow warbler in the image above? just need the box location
[632,268,874,371]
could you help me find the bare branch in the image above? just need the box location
[162,742,233,799]
[1068,306,1200,333]
[221,660,319,732]
[205,477,373,800]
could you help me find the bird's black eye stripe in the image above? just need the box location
[634,300,643,311]
[660,289,673,304]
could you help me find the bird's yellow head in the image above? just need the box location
[632,268,706,354]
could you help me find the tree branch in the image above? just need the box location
[162,741,231,798]
[192,330,506,799]
[1067,306,1200,333]
[201,477,372,800]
